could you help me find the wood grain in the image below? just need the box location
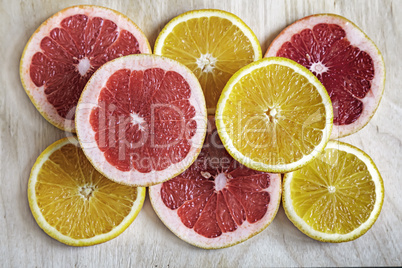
[1,0,401,266]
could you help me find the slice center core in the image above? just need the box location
[328,185,336,193]
[265,107,279,122]
[79,185,95,199]
[196,53,217,72]
[130,112,145,130]
[214,172,228,191]
[77,57,91,76]
[310,62,328,75]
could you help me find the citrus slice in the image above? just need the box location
[149,117,281,249]
[265,14,385,138]
[75,54,207,186]
[216,57,333,173]
[20,5,151,132]
[282,140,384,242]
[154,9,262,113]
[28,137,146,246]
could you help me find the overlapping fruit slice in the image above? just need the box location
[20,5,151,132]
[76,54,207,186]
[149,118,281,249]
[154,9,262,113]
[283,140,384,242]
[265,14,385,138]
[216,57,333,173]
[28,137,146,246]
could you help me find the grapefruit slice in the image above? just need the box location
[154,9,262,113]
[20,5,151,132]
[28,137,146,246]
[75,54,207,187]
[149,117,281,249]
[265,14,385,138]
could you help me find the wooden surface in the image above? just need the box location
[1,0,401,267]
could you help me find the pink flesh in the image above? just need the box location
[160,126,272,238]
[89,68,197,172]
[276,23,375,125]
[30,14,141,119]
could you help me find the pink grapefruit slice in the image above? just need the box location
[149,117,281,249]
[20,5,151,132]
[75,54,207,187]
[265,14,385,138]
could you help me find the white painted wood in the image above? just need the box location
[1,0,401,266]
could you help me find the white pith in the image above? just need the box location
[75,54,207,187]
[214,173,227,191]
[28,137,146,246]
[77,57,91,76]
[130,112,145,131]
[149,173,282,249]
[283,140,384,242]
[20,5,152,132]
[265,14,385,139]
[196,53,217,73]
[216,57,333,173]
[310,61,328,75]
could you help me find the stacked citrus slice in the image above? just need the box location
[20,5,151,132]
[76,54,207,186]
[154,9,262,113]
[149,117,282,249]
[283,140,384,242]
[265,14,385,138]
[28,137,146,246]
[216,57,333,173]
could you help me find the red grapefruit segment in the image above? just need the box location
[20,5,151,132]
[149,118,281,249]
[265,14,385,138]
[76,54,207,187]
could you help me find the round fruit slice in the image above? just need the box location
[265,14,385,138]
[282,140,384,242]
[28,137,146,246]
[20,5,151,132]
[216,57,333,173]
[154,9,262,113]
[76,54,207,186]
[149,117,281,249]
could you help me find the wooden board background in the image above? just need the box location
[1,0,401,266]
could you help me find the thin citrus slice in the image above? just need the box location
[216,57,333,173]
[282,140,384,242]
[265,14,385,138]
[154,9,262,113]
[20,5,151,132]
[28,137,146,246]
[76,54,207,186]
[149,117,281,249]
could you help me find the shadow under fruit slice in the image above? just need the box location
[149,117,281,249]
[75,54,207,187]
[265,14,385,138]
[20,5,151,132]
[28,137,146,246]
